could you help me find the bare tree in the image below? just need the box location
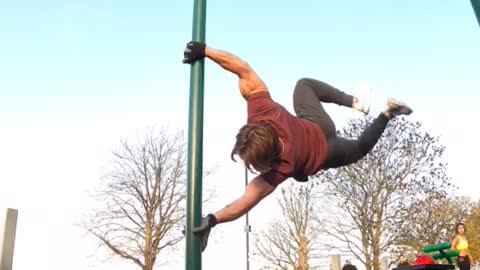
[253,182,326,270]
[81,127,211,270]
[313,116,454,270]
[389,193,471,264]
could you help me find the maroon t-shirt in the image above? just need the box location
[246,91,328,187]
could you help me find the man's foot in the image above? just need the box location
[354,83,372,114]
[384,98,413,118]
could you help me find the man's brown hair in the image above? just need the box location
[231,123,279,173]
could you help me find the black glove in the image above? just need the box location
[192,214,217,252]
[182,41,206,64]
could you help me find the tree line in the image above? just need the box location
[79,117,479,270]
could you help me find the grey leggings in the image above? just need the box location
[293,78,389,169]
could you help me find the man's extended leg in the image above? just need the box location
[323,98,413,169]
[293,78,371,139]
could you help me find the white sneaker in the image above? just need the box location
[357,83,372,114]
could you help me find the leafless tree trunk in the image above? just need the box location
[297,233,309,270]
[80,127,211,270]
[254,182,326,270]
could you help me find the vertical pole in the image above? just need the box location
[471,0,480,27]
[331,255,341,270]
[244,168,250,270]
[185,0,207,269]
[0,208,18,270]
[380,257,388,270]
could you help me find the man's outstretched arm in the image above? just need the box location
[204,46,268,98]
[190,176,275,252]
[214,176,275,224]
[183,41,268,99]
[204,47,249,78]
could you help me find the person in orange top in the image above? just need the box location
[452,223,474,270]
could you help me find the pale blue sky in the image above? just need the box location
[1,1,479,270]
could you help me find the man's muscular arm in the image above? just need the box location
[204,46,268,99]
[213,176,275,224]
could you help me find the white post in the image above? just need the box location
[0,208,18,270]
[331,255,341,270]
[380,257,388,270]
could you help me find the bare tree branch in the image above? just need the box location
[312,116,455,270]
[254,182,329,270]
[79,126,213,270]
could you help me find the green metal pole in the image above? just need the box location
[185,0,207,269]
[472,0,480,27]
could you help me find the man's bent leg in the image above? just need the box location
[323,113,390,169]
[293,78,338,139]
[296,78,355,107]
